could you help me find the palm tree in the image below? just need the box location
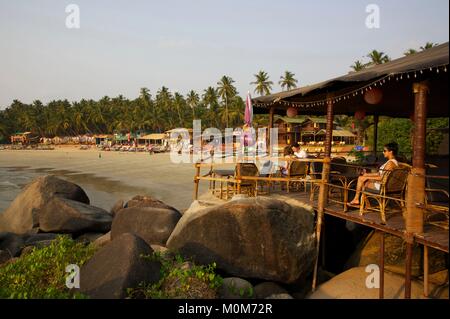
[202,87,219,127]
[279,71,298,91]
[404,49,418,56]
[367,50,390,65]
[350,60,366,72]
[217,76,237,128]
[251,71,273,96]
[420,42,438,51]
[186,90,200,121]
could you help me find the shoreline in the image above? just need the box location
[0,148,209,212]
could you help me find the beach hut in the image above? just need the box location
[139,133,168,146]
[10,132,38,145]
[252,43,449,298]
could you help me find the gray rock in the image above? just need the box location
[0,232,25,257]
[93,231,111,248]
[124,195,179,213]
[0,249,12,264]
[265,293,294,299]
[111,206,181,246]
[39,197,112,234]
[167,197,316,284]
[219,277,254,299]
[76,233,105,244]
[254,282,288,299]
[346,231,447,277]
[80,233,161,299]
[24,233,59,246]
[0,175,90,234]
[110,199,124,217]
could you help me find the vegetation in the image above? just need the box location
[0,236,95,299]
[127,252,223,299]
[279,71,298,91]
[251,70,274,96]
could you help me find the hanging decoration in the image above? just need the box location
[364,87,383,105]
[354,110,366,121]
[286,107,298,118]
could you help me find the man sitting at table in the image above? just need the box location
[292,142,308,159]
[348,142,399,206]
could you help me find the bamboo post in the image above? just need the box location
[312,98,334,291]
[406,82,429,234]
[379,231,385,299]
[193,163,201,200]
[268,106,275,155]
[373,114,379,157]
[405,240,413,299]
[424,245,429,297]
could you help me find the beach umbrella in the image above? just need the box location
[245,91,253,126]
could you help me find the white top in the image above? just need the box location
[374,159,399,190]
[294,150,308,159]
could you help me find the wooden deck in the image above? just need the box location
[281,191,449,253]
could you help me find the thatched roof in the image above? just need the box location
[253,43,449,118]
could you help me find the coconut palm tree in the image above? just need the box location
[217,76,237,128]
[367,50,390,65]
[251,71,273,96]
[279,71,298,91]
[202,86,220,127]
[186,90,200,120]
[350,60,366,72]
[404,49,418,56]
[420,42,438,51]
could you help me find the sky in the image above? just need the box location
[0,0,448,107]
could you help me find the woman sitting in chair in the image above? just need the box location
[348,142,399,206]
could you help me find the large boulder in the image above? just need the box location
[80,233,161,299]
[167,196,317,284]
[93,231,111,248]
[0,175,90,234]
[111,206,181,246]
[308,266,448,299]
[124,195,179,213]
[219,277,254,299]
[0,232,26,257]
[254,282,288,299]
[39,197,112,234]
[345,231,448,277]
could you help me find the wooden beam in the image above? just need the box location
[406,82,429,234]
[268,106,275,155]
[373,115,379,157]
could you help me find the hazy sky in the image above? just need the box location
[0,0,448,107]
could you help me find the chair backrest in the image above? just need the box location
[384,163,410,193]
[236,162,259,177]
[331,157,347,174]
[288,160,308,176]
[260,160,274,175]
[310,161,323,175]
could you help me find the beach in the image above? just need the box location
[0,147,210,212]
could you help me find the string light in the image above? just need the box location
[253,64,448,109]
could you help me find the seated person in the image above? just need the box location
[291,143,308,159]
[349,142,399,206]
[278,146,294,176]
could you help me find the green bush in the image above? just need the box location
[0,235,95,299]
[127,252,223,299]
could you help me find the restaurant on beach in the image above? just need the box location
[193,42,449,298]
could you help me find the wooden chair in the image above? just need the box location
[228,163,259,197]
[286,160,309,193]
[359,163,411,224]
